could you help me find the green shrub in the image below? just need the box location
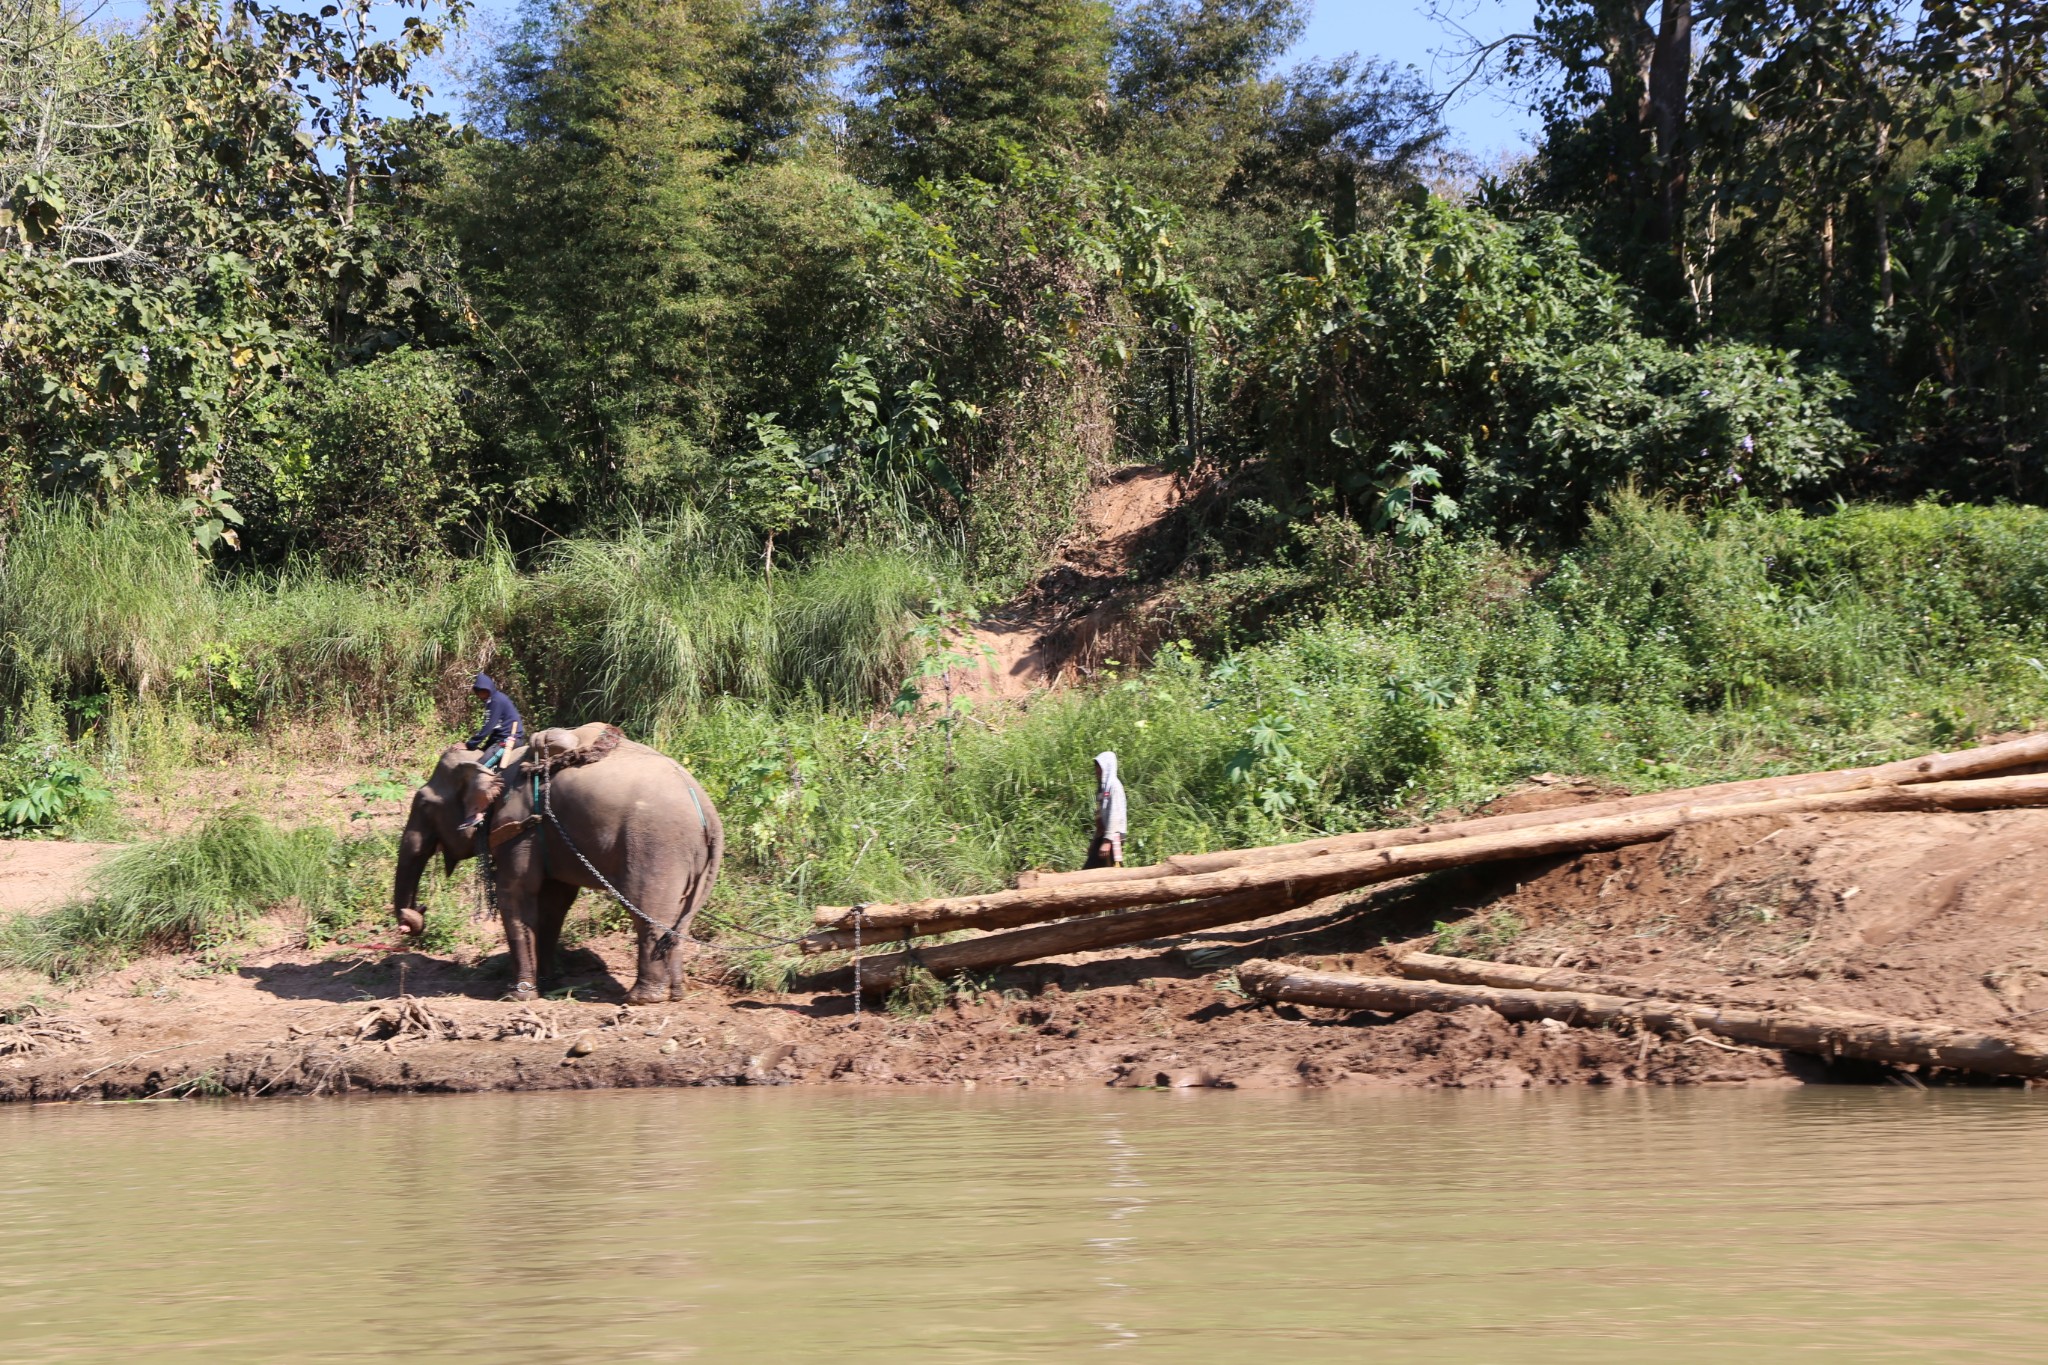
[0,740,113,838]
[1239,201,1854,542]
[235,348,482,574]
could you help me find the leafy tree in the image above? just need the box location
[1478,1,1695,297]
[0,0,465,520]
[1106,1,1443,284]
[717,0,844,165]
[834,152,1133,581]
[1238,200,1852,540]
[228,347,480,573]
[853,0,1114,185]
[444,0,872,521]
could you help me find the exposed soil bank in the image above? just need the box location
[8,792,2046,1102]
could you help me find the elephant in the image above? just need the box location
[390,726,725,1004]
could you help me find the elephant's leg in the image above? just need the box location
[667,868,722,1001]
[499,883,543,1002]
[535,881,577,986]
[624,874,693,1006]
[625,916,671,1006]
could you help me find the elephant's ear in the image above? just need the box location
[466,766,506,809]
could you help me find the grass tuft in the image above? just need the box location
[0,813,391,978]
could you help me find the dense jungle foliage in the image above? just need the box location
[9,0,2041,566]
[2,0,2046,955]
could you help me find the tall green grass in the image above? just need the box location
[1,501,953,735]
[523,521,935,725]
[0,499,212,703]
[666,494,2048,945]
[0,813,369,976]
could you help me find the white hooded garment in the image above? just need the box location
[1094,751,1127,841]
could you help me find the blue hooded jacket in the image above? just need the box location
[467,673,525,751]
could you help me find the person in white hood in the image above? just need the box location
[1087,750,1127,869]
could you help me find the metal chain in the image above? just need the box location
[538,766,688,953]
[530,766,825,957]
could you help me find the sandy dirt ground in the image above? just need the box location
[0,843,124,915]
[6,787,2046,1102]
[117,728,428,838]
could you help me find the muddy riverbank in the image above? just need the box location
[7,797,2046,1101]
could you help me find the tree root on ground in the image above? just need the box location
[0,1007,89,1057]
[351,995,465,1046]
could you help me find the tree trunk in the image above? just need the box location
[1011,731,2048,893]
[1234,961,2048,1080]
[1875,121,1894,311]
[1395,951,1897,1020]
[1819,206,1837,327]
[803,772,2048,950]
[806,886,1292,997]
[1648,0,1692,247]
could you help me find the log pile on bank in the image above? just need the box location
[1237,954,2048,1081]
[795,734,2048,998]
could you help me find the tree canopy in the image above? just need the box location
[1,0,2041,577]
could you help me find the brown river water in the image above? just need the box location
[0,1087,2043,1363]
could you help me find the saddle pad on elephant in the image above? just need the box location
[529,722,625,772]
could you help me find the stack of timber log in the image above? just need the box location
[796,735,2048,997]
[1236,955,2048,1081]
[1012,730,2048,890]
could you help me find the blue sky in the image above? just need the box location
[1293,1,1536,156]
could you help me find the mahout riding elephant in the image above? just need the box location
[390,725,724,1004]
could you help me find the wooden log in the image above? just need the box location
[807,886,1297,998]
[1392,952,1902,1021]
[1006,731,2048,892]
[803,772,2048,950]
[1234,960,2048,1080]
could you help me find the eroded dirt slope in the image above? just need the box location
[958,465,1182,698]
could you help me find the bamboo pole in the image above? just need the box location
[805,887,1291,998]
[1235,960,2048,1080]
[1010,732,2048,891]
[804,773,2048,951]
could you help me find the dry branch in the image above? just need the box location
[0,1012,89,1057]
[1009,731,2048,891]
[352,995,464,1045]
[805,773,2048,950]
[1236,960,2048,1080]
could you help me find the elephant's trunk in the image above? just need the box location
[391,818,437,936]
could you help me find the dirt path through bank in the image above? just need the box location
[956,465,1182,698]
